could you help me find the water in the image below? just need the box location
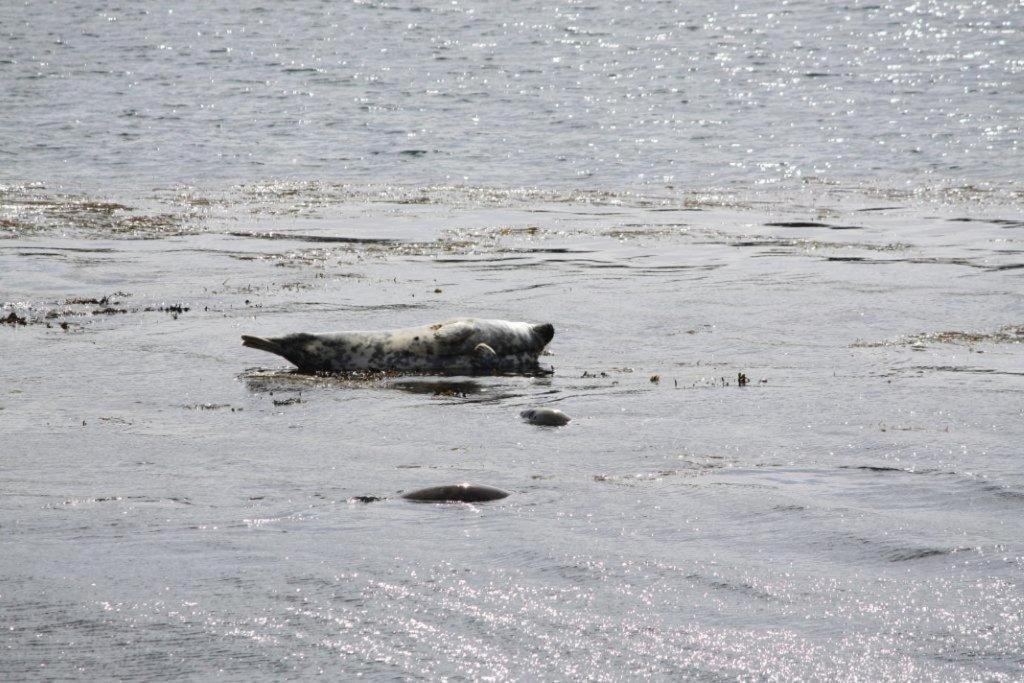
[1,0,1021,190]
[1,1,1023,681]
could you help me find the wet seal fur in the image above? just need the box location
[242,318,554,375]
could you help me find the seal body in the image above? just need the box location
[402,484,510,503]
[520,407,571,426]
[242,318,554,375]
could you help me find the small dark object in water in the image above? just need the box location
[738,372,748,386]
[145,304,190,314]
[764,221,863,230]
[765,221,830,228]
[1,312,27,326]
[520,407,571,426]
[401,483,510,503]
[349,495,384,504]
[66,296,110,305]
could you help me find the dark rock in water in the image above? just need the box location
[2,311,28,326]
[401,483,510,503]
[520,407,571,426]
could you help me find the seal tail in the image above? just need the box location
[241,335,285,356]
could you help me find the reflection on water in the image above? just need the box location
[1,1,1022,191]
[242,369,555,404]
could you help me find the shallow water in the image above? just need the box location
[1,183,1022,679]
[2,0,1023,679]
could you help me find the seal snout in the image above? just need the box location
[534,323,555,346]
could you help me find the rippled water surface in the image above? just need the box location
[1,1,1023,680]
[1,0,1021,189]
[2,182,1022,679]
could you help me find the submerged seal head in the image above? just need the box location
[242,318,554,375]
[520,407,571,426]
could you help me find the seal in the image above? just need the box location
[242,318,554,375]
[401,483,510,503]
[348,484,510,504]
[520,407,571,426]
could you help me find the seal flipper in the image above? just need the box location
[241,333,321,370]
[241,335,284,355]
[473,342,497,358]
[432,320,476,348]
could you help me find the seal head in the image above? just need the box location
[520,407,571,426]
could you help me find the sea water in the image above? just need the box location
[1,1,1022,679]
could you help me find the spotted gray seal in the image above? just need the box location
[242,318,554,375]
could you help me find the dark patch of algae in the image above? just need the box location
[0,187,201,239]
